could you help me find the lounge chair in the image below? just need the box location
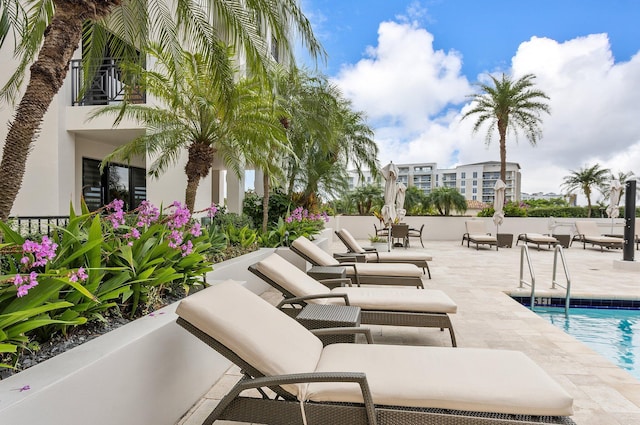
[462,220,498,250]
[373,223,389,237]
[250,253,457,346]
[291,236,425,288]
[175,280,575,425]
[516,233,560,251]
[573,221,624,251]
[335,228,432,278]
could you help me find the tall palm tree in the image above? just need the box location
[461,73,550,182]
[0,0,324,220]
[561,164,611,218]
[90,45,288,212]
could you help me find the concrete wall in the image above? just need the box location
[325,215,625,242]
[0,248,277,425]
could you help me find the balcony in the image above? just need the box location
[70,58,146,106]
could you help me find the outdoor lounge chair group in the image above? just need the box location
[291,235,426,288]
[249,252,457,346]
[175,280,575,425]
[334,228,432,277]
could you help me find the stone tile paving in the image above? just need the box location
[178,239,640,425]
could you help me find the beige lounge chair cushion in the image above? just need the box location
[176,280,323,396]
[468,234,497,242]
[522,233,558,243]
[256,254,456,313]
[585,235,624,244]
[308,344,573,416]
[336,228,367,252]
[292,236,422,277]
[365,251,432,262]
[345,262,422,277]
[292,236,341,265]
[327,287,457,313]
[337,229,433,262]
[256,253,332,299]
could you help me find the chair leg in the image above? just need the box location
[420,236,424,248]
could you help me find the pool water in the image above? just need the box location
[536,307,640,380]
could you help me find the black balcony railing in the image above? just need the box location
[6,216,70,237]
[70,58,145,106]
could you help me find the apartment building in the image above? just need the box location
[348,161,522,203]
[0,22,279,218]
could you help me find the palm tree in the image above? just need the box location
[278,69,378,211]
[426,187,467,216]
[461,73,550,182]
[403,185,429,215]
[561,164,611,218]
[89,45,288,212]
[0,0,324,221]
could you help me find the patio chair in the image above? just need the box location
[516,233,560,251]
[408,223,425,247]
[573,221,624,251]
[291,236,425,288]
[249,253,456,345]
[335,228,431,278]
[175,280,575,425]
[390,223,410,248]
[462,220,498,250]
[373,223,389,237]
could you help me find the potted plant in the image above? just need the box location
[368,234,388,252]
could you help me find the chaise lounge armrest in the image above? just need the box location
[310,327,374,344]
[276,293,351,308]
[318,277,353,288]
[333,252,367,262]
[213,372,377,425]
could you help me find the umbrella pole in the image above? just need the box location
[387,224,392,252]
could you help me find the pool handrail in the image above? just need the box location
[519,245,536,311]
[551,245,571,316]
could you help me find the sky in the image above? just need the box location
[298,0,640,201]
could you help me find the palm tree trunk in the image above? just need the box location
[498,119,508,182]
[262,172,270,233]
[184,176,200,213]
[184,143,215,212]
[0,0,118,221]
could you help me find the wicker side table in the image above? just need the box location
[307,266,347,288]
[296,304,361,346]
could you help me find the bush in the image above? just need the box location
[0,199,214,370]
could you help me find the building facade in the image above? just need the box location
[349,161,522,203]
[0,22,279,218]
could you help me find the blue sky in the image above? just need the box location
[299,0,640,198]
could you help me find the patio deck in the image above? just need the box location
[177,238,640,425]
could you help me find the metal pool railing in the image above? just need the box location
[519,244,572,316]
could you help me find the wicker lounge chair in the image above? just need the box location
[249,253,457,346]
[516,233,560,251]
[573,221,624,251]
[175,280,575,425]
[291,236,425,288]
[462,220,498,250]
[335,228,432,278]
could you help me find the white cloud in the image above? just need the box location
[333,23,640,201]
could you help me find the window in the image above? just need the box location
[82,158,146,212]
[461,172,466,179]
[460,187,466,194]
[473,172,477,178]
[472,188,477,194]
[472,180,477,186]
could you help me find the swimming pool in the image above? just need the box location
[536,307,640,380]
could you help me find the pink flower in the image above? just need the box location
[190,222,202,237]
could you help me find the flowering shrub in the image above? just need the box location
[259,207,328,247]
[0,199,214,370]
